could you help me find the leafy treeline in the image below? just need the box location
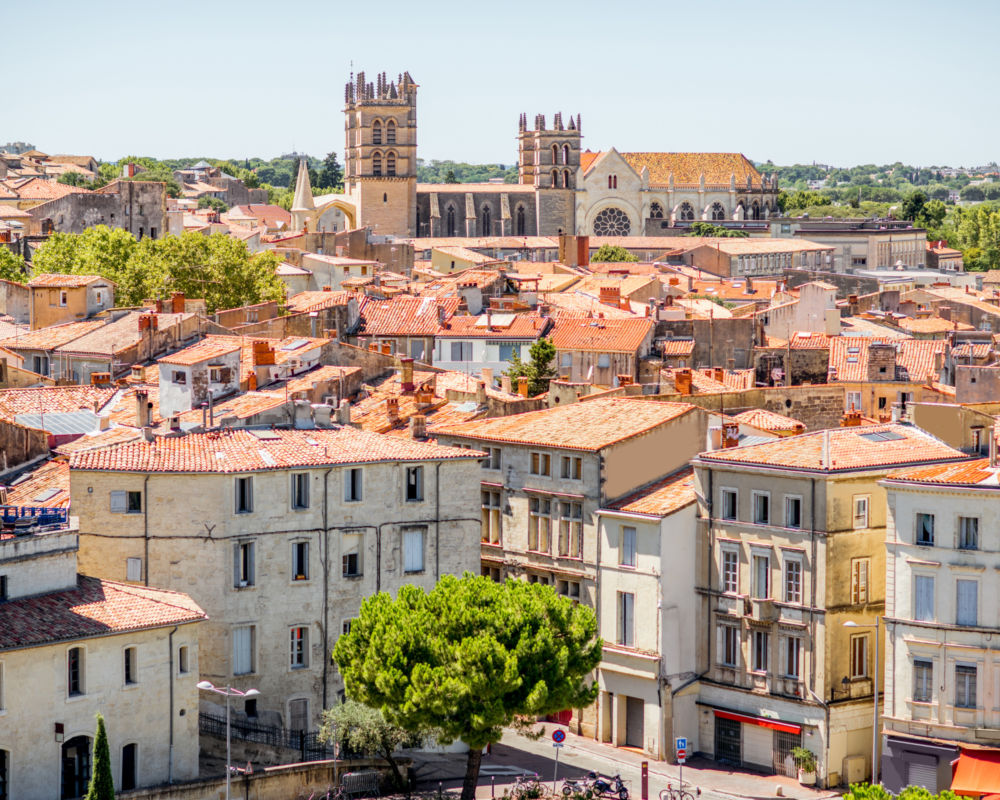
[32,226,286,312]
[417,160,517,184]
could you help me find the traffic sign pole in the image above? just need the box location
[553,742,560,794]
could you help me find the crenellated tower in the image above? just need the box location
[517,112,582,189]
[343,70,418,237]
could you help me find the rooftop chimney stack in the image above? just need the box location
[518,376,529,398]
[400,357,415,392]
[409,414,426,440]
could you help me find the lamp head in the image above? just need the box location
[196,681,214,691]
[244,689,260,698]
[843,621,858,628]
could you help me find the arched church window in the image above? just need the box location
[446,205,457,237]
[552,144,559,165]
[679,202,695,221]
[608,175,613,190]
[564,169,571,189]
[386,152,396,176]
[613,175,618,189]
[373,121,382,145]
[650,202,664,219]
[372,151,382,176]
[711,202,726,221]
[551,169,559,187]
[562,145,570,165]
[593,207,630,236]
[482,205,492,236]
[516,205,526,236]
[386,120,396,144]
[751,201,761,221]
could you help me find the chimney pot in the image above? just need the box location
[409,414,427,439]
[518,376,529,398]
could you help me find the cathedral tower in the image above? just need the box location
[517,112,582,189]
[344,70,418,237]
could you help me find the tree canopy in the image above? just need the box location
[590,243,638,262]
[686,222,748,238]
[0,248,27,283]
[333,574,602,800]
[318,151,344,190]
[504,337,557,396]
[85,712,115,800]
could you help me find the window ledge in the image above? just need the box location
[232,585,257,591]
[404,570,426,576]
[66,693,89,704]
[342,574,363,580]
[123,682,140,691]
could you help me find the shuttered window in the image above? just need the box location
[232,626,254,675]
[292,474,309,509]
[621,526,637,567]
[914,575,934,621]
[850,635,868,678]
[233,542,255,587]
[957,580,978,627]
[914,660,933,702]
[956,665,977,708]
[450,342,472,361]
[289,698,308,731]
[785,637,802,678]
[403,529,424,573]
[110,491,127,513]
[753,630,769,673]
[722,550,739,593]
[126,558,142,582]
[851,558,870,605]
[618,592,634,647]
[721,625,739,667]
[753,555,770,599]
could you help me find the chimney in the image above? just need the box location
[253,341,275,366]
[409,414,427,439]
[322,285,332,292]
[841,409,863,427]
[336,400,351,425]
[482,367,494,387]
[386,397,399,420]
[714,368,725,383]
[722,420,740,448]
[135,389,149,427]
[400,357,415,392]
[675,368,692,396]
[939,306,952,321]
[745,275,753,293]
[170,292,185,314]
[709,427,722,450]
[501,375,512,394]
[687,274,694,292]
[154,299,164,314]
[476,381,487,404]
[991,430,998,469]
[518,376,529,398]
[437,304,449,329]
[169,414,181,432]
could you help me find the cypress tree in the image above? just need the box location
[86,713,115,800]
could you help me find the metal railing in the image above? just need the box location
[199,713,335,762]
[0,506,69,531]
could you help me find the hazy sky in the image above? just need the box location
[11,0,997,168]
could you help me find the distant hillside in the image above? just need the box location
[417,160,517,184]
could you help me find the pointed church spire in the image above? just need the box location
[291,158,315,213]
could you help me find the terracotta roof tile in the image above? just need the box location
[158,338,241,366]
[53,426,144,456]
[27,273,112,288]
[7,178,92,201]
[0,320,107,352]
[433,246,504,265]
[285,290,351,313]
[897,317,973,334]
[952,343,993,359]
[829,338,945,383]
[549,316,652,353]
[357,296,460,337]
[885,457,1000,487]
[539,293,638,319]
[0,576,206,650]
[5,459,70,508]
[435,397,696,451]
[699,423,966,472]
[0,385,119,421]
[0,205,31,219]
[55,312,191,358]
[730,408,805,433]
[604,467,695,516]
[660,339,695,356]
[619,152,763,186]
[437,313,551,340]
[839,317,910,338]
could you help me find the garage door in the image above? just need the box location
[742,723,774,772]
[907,762,937,792]
[625,697,644,748]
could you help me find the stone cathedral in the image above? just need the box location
[290,69,781,239]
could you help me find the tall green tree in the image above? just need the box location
[85,712,115,800]
[687,222,748,238]
[333,574,602,800]
[590,244,638,263]
[0,248,27,283]
[504,337,557,396]
[901,191,928,222]
[57,171,89,187]
[319,151,344,190]
[444,169,458,184]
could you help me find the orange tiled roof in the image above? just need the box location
[6,177,92,201]
[435,397,697,451]
[549,316,652,353]
[0,320,107,352]
[5,459,70,508]
[27,273,112,288]
[573,274,657,300]
[897,317,973,334]
[285,290,351,313]
[158,338,241,366]
[0,576,206,650]
[603,467,695,517]
[55,312,191,358]
[433,246,503,265]
[70,426,480,473]
[428,370,521,401]
[436,313,551,340]
[619,152,763,186]
[660,339,695,356]
[357,296,460,337]
[0,385,119,421]
[104,386,161,428]
[540,292,638,319]
[730,408,805,433]
[53,425,144,456]
[840,317,909,338]
[0,205,31,219]
[699,423,966,472]
[829,338,946,383]
[952,343,994,360]
[885,457,1000,487]
[580,151,601,173]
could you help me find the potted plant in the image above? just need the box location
[792,747,817,785]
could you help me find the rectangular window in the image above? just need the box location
[499,343,515,362]
[403,528,425,572]
[850,635,868,678]
[914,575,935,621]
[956,665,977,708]
[722,626,739,667]
[178,646,189,675]
[124,647,137,685]
[60,290,68,307]
[597,353,611,369]
[110,490,142,514]
[234,541,255,587]
[0,575,6,601]
[245,698,258,717]
[957,579,978,626]
[233,625,255,675]
[785,496,802,529]
[172,370,186,385]
[345,468,363,502]
[853,496,869,529]
[528,498,551,552]
[722,550,739,593]
[753,492,770,525]
[126,557,142,582]
[914,660,933,703]
[721,489,737,521]
[292,541,309,581]
[289,698,309,731]
[753,630,769,673]
[557,502,583,558]
[851,558,870,605]
[618,592,635,647]
[68,647,83,696]
[916,513,935,545]
[235,477,253,514]
[530,452,551,476]
[561,353,572,368]
[621,526,637,568]
[785,560,802,604]
[209,367,222,383]
[121,743,137,792]
[290,626,308,668]
[450,342,473,361]
[846,391,862,412]
[406,466,424,502]
[960,517,979,550]
[561,456,582,480]
[292,474,309,509]
[481,490,501,545]
[752,554,769,599]
[785,637,802,678]
[409,340,425,361]
[483,447,502,470]
[342,549,360,577]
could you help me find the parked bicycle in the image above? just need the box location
[511,773,544,800]
[588,771,629,800]
[659,783,700,800]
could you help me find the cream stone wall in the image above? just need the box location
[0,528,78,599]
[71,456,482,731]
[0,622,201,798]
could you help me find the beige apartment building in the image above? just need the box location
[691,424,967,788]
[27,273,115,330]
[69,425,482,733]
[0,525,206,799]
[436,397,712,746]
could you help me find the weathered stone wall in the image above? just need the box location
[415,190,539,238]
[0,279,30,323]
[753,347,830,386]
[0,417,49,470]
[655,319,757,369]
[781,268,881,297]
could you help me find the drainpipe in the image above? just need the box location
[706,468,714,670]
[322,468,332,710]
[143,475,150,586]
[434,461,442,579]
[168,624,178,783]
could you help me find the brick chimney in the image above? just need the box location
[518,376,529,398]
[253,341,275,366]
[841,409,863,427]
[599,286,621,306]
[939,306,952,321]
[501,375,512,393]
[714,368,725,383]
[722,420,740,448]
[476,381,487,404]
[386,397,399,420]
[482,367,494,387]
[135,389,149,427]
[400,357,415,392]
[675,368,692,396]
[409,414,426,439]
[170,292,185,314]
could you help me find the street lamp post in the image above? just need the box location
[197,681,260,800]
[844,619,881,784]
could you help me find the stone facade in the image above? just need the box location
[26,180,168,240]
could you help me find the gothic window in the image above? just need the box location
[751,201,761,221]
[551,169,559,187]
[516,205,526,236]
[386,120,396,144]
[383,193,388,204]
[482,205,492,236]
[446,205,457,237]
[711,202,726,221]
[552,144,559,165]
[386,151,396,176]
[608,175,613,190]
[564,169,572,189]
[679,202,695,221]
[373,121,382,145]
[593,207,630,237]
[613,175,618,189]
[372,151,382,176]
[562,144,570,165]
[650,202,664,219]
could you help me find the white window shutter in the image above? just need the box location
[403,529,423,572]
[110,491,126,513]
[126,558,142,582]
[233,626,251,675]
[957,580,978,626]
[915,576,934,621]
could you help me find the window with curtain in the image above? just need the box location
[960,517,979,550]
[753,630,769,672]
[753,554,769,599]
[956,665,977,708]
[621,526,636,567]
[914,660,933,702]
[916,513,935,545]
[914,575,934,621]
[481,491,501,545]
[785,637,801,678]
[722,626,739,667]
[957,580,978,626]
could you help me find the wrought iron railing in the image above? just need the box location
[199,713,335,762]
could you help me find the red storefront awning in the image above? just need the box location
[714,709,801,735]
[952,749,1000,796]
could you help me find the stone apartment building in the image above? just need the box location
[879,456,1000,795]
[69,425,483,733]
[690,424,967,788]
[25,179,170,239]
[27,273,115,330]
[0,524,206,799]
[435,397,712,742]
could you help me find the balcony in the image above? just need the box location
[750,672,771,694]
[750,598,779,622]
[716,594,746,616]
[776,678,805,699]
[842,678,873,699]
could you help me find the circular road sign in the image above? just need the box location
[676,749,686,759]
[553,730,566,743]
